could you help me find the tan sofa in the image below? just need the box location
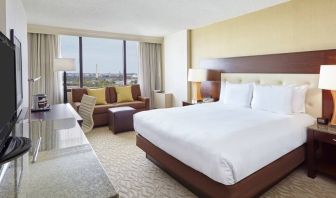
[72,84,149,127]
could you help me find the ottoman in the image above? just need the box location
[108,106,136,133]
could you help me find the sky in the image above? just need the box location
[60,35,139,74]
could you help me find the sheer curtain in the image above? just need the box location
[138,42,162,108]
[28,33,63,104]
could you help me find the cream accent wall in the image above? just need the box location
[164,30,190,107]
[191,0,336,67]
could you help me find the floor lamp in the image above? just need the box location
[28,76,41,163]
[54,58,75,103]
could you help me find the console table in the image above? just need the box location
[0,108,118,198]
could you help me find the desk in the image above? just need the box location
[0,109,118,198]
[30,103,83,125]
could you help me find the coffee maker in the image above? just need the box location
[31,94,50,112]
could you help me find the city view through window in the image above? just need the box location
[60,35,139,88]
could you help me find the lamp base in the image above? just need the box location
[330,90,336,125]
[192,82,202,102]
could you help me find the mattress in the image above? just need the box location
[133,102,315,185]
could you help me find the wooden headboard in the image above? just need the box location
[199,49,336,119]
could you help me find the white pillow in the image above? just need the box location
[251,84,294,114]
[291,85,309,113]
[219,81,226,101]
[222,82,253,107]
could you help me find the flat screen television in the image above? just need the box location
[0,32,17,153]
[10,30,23,111]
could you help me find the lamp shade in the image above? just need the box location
[53,58,76,72]
[319,65,336,91]
[188,68,207,82]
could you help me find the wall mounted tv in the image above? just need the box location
[10,29,23,111]
[0,31,17,153]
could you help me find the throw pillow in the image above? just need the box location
[115,86,134,103]
[87,88,107,105]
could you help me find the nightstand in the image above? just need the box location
[182,99,215,106]
[307,124,336,178]
[182,100,201,106]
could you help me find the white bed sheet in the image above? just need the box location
[133,102,315,185]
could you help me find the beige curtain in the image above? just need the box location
[28,33,62,104]
[138,42,162,108]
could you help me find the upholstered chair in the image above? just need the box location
[79,95,96,133]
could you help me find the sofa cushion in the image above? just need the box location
[111,101,146,109]
[93,104,114,114]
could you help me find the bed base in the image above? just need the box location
[136,134,305,198]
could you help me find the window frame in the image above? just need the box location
[63,36,136,88]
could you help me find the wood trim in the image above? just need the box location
[137,134,305,198]
[199,49,336,120]
[200,49,336,74]
[201,81,220,101]
[307,129,316,178]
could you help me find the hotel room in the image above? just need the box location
[1,0,336,197]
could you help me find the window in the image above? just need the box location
[126,41,139,84]
[60,35,80,88]
[59,36,139,88]
[82,37,124,88]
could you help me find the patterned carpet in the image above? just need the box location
[86,127,336,198]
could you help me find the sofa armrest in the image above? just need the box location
[137,96,150,110]
[73,102,81,112]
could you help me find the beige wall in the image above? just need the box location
[0,0,28,107]
[0,0,5,32]
[164,30,190,106]
[191,0,336,67]
[6,0,29,107]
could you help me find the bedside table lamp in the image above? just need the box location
[319,65,336,125]
[188,68,207,103]
[54,58,75,103]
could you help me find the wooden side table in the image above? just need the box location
[154,92,173,108]
[307,124,336,178]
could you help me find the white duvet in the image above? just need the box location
[133,102,315,185]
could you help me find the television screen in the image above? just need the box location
[0,32,17,152]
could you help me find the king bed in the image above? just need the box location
[135,50,336,198]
